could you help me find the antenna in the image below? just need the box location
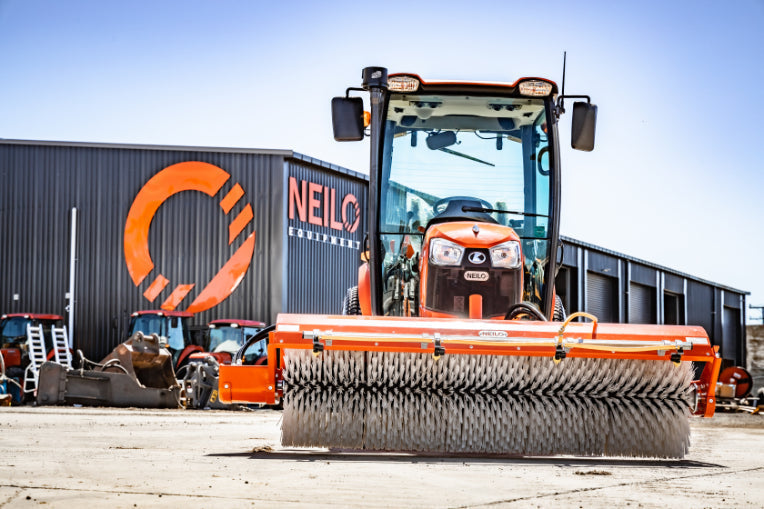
[559,51,567,115]
[562,51,567,96]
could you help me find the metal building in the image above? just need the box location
[0,140,366,359]
[0,139,748,366]
[555,237,748,366]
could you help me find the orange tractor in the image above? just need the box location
[219,67,721,457]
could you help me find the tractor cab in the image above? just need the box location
[202,319,267,365]
[126,310,199,369]
[1,313,63,365]
[1,313,63,404]
[333,68,596,320]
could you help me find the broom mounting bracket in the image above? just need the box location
[433,333,445,360]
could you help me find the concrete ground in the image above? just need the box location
[0,407,762,508]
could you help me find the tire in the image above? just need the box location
[553,295,566,321]
[342,286,361,315]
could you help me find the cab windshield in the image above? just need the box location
[1,317,30,343]
[379,93,553,314]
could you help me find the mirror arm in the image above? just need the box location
[345,87,365,98]
[555,94,591,118]
[346,87,369,137]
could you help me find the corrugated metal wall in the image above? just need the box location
[0,141,748,365]
[284,158,367,314]
[559,236,748,365]
[0,141,291,359]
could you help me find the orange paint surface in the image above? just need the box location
[186,232,255,313]
[124,161,230,286]
[143,274,170,302]
[358,263,371,315]
[219,183,244,214]
[469,294,483,319]
[161,284,195,311]
[218,364,276,405]
[228,204,253,245]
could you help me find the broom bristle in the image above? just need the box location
[280,350,694,458]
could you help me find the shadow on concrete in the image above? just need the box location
[207,449,724,469]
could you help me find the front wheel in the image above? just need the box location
[553,295,566,321]
[342,286,361,315]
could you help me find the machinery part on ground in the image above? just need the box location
[342,286,361,316]
[36,332,181,408]
[717,366,752,398]
[178,356,230,409]
[715,366,760,413]
[0,353,22,405]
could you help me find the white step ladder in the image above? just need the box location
[23,324,47,393]
[51,326,73,368]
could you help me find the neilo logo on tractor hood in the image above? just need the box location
[123,161,255,313]
[464,271,489,282]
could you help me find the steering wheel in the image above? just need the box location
[433,196,493,215]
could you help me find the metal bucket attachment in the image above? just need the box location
[99,332,178,390]
[36,332,181,408]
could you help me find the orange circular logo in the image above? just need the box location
[123,161,255,313]
[341,193,360,233]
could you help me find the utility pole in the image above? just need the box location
[750,304,764,325]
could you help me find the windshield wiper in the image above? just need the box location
[438,147,495,167]
[462,206,549,218]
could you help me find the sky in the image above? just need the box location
[1,0,763,322]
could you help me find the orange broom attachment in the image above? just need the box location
[220,313,721,458]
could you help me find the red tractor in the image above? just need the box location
[0,313,63,404]
[126,310,203,370]
[188,319,267,366]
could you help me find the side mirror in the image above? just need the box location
[331,97,365,141]
[571,101,597,152]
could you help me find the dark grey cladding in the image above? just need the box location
[0,140,367,360]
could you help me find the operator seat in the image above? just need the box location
[426,197,498,229]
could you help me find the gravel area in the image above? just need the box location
[1,406,762,508]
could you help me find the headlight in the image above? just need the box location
[430,238,464,266]
[388,76,420,92]
[490,241,521,268]
[518,80,553,97]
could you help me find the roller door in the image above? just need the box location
[722,306,741,363]
[629,282,656,324]
[586,272,617,322]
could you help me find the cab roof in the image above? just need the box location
[209,319,266,328]
[131,310,193,318]
[1,313,63,321]
[388,73,559,95]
